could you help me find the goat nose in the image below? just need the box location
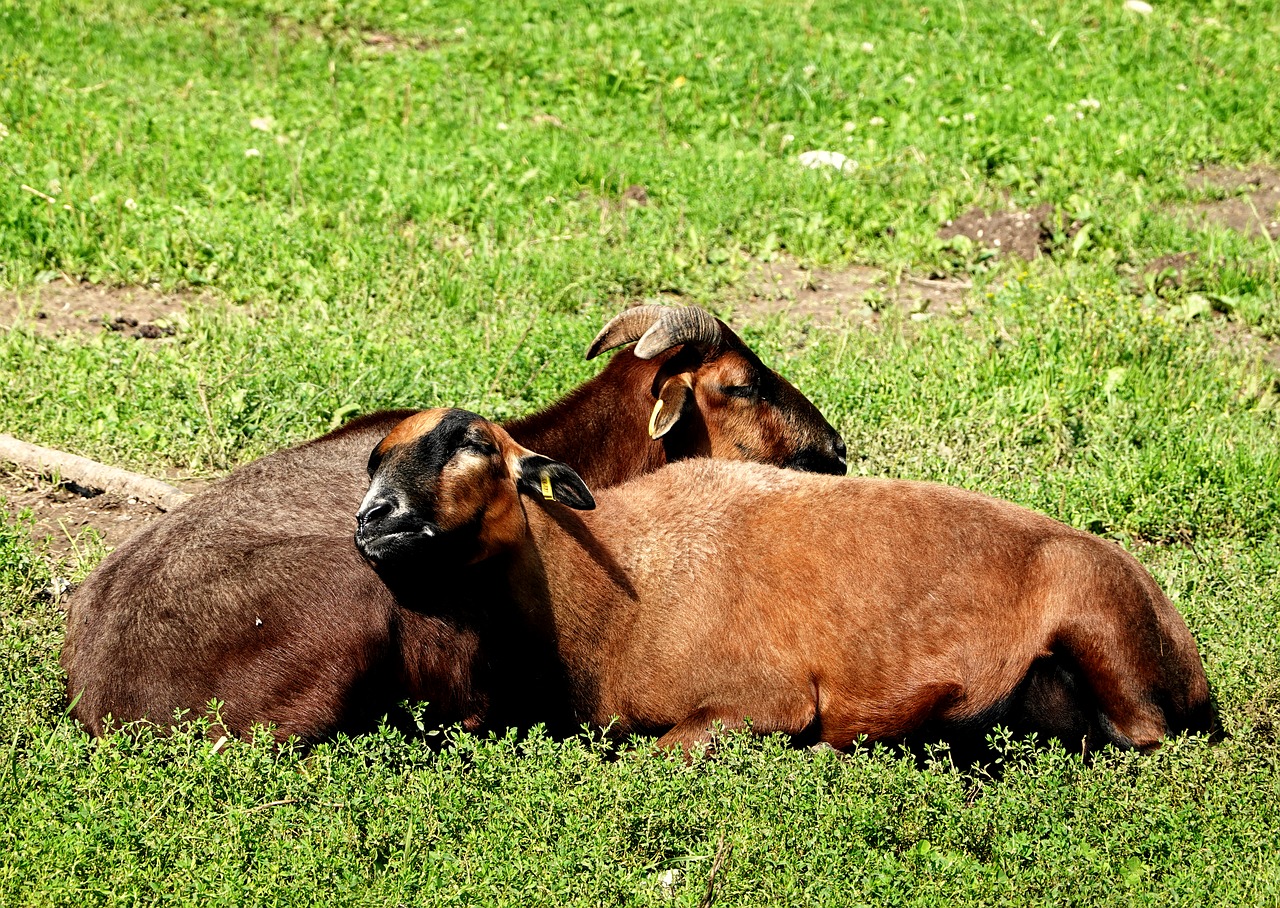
[832,435,847,462]
[356,498,396,530]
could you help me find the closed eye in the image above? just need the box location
[719,384,759,400]
[464,441,498,456]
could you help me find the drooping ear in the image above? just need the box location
[648,376,693,440]
[516,455,596,510]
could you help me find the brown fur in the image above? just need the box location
[361,415,1214,756]
[62,315,844,741]
[376,410,447,455]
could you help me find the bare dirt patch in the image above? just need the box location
[360,31,438,53]
[1,466,166,564]
[582,184,651,215]
[937,204,1057,260]
[727,254,971,326]
[1186,166,1280,240]
[0,282,191,340]
[1209,319,1280,374]
[1143,252,1201,292]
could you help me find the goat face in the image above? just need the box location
[356,409,593,567]
[588,305,847,475]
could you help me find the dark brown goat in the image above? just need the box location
[62,305,846,741]
[356,410,1214,756]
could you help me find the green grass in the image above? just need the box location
[2,0,1280,903]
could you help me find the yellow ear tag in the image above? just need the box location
[540,474,555,501]
[648,398,664,439]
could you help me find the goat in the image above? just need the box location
[62,305,846,741]
[355,409,1215,756]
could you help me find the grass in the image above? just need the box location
[2,0,1280,903]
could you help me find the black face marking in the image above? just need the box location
[390,409,486,487]
[359,410,497,567]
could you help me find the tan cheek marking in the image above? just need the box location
[434,458,485,530]
[377,409,450,455]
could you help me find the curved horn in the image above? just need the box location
[584,305,670,360]
[632,305,722,360]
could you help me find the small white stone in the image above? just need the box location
[797,150,857,173]
[656,869,684,892]
[1123,0,1153,14]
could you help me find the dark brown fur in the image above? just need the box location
[62,317,844,741]
[359,413,1215,756]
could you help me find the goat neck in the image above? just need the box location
[502,349,678,489]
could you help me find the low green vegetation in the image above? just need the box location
[2,0,1279,903]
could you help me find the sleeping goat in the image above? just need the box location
[355,408,1215,755]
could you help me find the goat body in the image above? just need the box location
[494,461,1213,753]
[63,308,845,741]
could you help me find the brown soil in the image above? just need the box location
[584,184,651,214]
[0,281,192,340]
[1,466,167,566]
[937,204,1058,260]
[1145,252,1200,286]
[1134,251,1203,297]
[1210,321,1280,373]
[361,31,438,53]
[728,254,971,326]
[1186,166,1280,240]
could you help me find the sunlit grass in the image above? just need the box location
[2,0,1279,904]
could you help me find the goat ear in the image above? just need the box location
[649,376,693,440]
[516,455,596,510]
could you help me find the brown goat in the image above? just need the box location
[356,410,1214,756]
[61,306,846,741]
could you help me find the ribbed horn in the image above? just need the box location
[632,305,723,360]
[584,305,670,360]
